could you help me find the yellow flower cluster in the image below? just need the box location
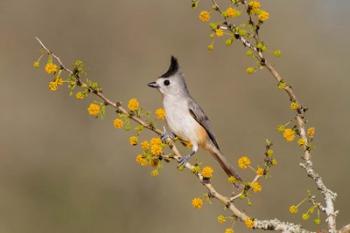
[150,137,163,156]
[248,1,261,10]
[191,197,203,209]
[215,28,224,37]
[248,1,269,21]
[302,213,310,220]
[307,127,316,138]
[227,176,237,184]
[250,181,262,192]
[297,138,306,146]
[141,141,150,150]
[48,77,64,91]
[283,128,295,142]
[155,108,166,120]
[244,218,255,229]
[87,103,101,117]
[256,167,264,176]
[75,91,85,100]
[289,205,298,214]
[113,118,123,129]
[129,136,138,146]
[128,98,139,111]
[217,215,226,224]
[225,7,240,18]
[201,166,214,178]
[290,101,300,110]
[225,228,234,233]
[266,149,274,157]
[199,11,210,22]
[258,10,270,21]
[136,154,148,166]
[238,156,251,169]
[45,63,58,74]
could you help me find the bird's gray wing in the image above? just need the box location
[188,99,220,150]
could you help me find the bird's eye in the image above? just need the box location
[163,80,170,86]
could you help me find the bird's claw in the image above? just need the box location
[178,154,192,167]
[161,126,174,143]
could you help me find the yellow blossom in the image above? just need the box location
[113,118,123,129]
[136,154,148,166]
[238,156,251,169]
[215,29,224,37]
[129,136,138,146]
[33,61,40,68]
[155,108,166,120]
[248,1,261,10]
[45,63,58,74]
[55,77,64,86]
[208,44,214,51]
[201,166,214,178]
[246,67,255,74]
[307,127,316,138]
[48,81,58,91]
[151,169,159,177]
[217,215,226,224]
[87,103,101,117]
[128,98,139,111]
[289,205,298,214]
[199,11,210,22]
[277,124,286,132]
[141,141,150,150]
[151,137,162,145]
[250,181,262,192]
[75,91,85,100]
[228,176,237,183]
[192,165,200,174]
[258,10,270,21]
[225,228,234,233]
[244,218,255,229]
[302,213,310,220]
[151,144,162,156]
[225,7,240,17]
[256,167,264,176]
[272,158,278,166]
[192,197,203,209]
[297,138,306,146]
[314,218,321,225]
[290,101,300,110]
[283,128,295,142]
[266,149,274,157]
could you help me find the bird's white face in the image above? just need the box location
[148,56,189,97]
[148,75,186,97]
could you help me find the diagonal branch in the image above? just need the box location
[35,37,314,233]
[209,1,338,231]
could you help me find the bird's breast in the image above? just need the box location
[163,97,207,146]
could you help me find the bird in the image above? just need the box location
[147,56,241,180]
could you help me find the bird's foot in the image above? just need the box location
[178,154,192,167]
[161,126,174,143]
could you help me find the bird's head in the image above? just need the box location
[148,56,188,97]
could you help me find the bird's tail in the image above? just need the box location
[207,145,242,181]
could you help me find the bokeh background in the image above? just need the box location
[0,0,349,232]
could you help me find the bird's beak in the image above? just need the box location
[147,81,159,88]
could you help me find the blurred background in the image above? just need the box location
[0,0,349,232]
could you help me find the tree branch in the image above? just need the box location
[35,37,314,233]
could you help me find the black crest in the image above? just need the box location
[161,56,179,78]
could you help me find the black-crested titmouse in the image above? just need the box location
[148,56,241,180]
